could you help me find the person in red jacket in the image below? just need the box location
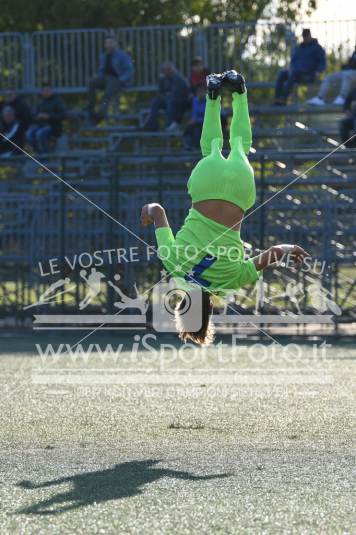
[190,57,209,94]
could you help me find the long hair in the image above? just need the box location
[175,289,215,345]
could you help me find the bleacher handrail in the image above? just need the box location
[0,20,355,94]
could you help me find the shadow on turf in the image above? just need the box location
[16,459,228,515]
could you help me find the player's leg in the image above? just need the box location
[200,75,224,157]
[222,71,252,155]
[229,91,252,155]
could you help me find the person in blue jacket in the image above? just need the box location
[274,29,326,105]
[87,34,134,121]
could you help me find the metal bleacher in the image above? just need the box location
[1,21,356,325]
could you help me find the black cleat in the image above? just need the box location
[206,73,223,100]
[222,70,246,94]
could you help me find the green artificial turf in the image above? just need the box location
[0,333,354,534]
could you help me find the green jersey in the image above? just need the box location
[155,208,260,294]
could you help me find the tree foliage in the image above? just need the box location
[0,0,317,32]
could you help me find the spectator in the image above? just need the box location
[26,82,66,154]
[143,61,190,132]
[183,84,207,149]
[87,34,134,122]
[307,46,356,106]
[0,90,32,131]
[274,29,326,105]
[190,56,209,94]
[0,105,25,158]
[339,87,356,147]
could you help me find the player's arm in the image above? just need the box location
[141,203,178,273]
[141,202,175,248]
[253,244,309,271]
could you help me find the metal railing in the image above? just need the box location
[30,29,105,93]
[1,154,355,264]
[0,33,26,91]
[0,147,355,319]
[0,20,355,93]
[0,181,355,317]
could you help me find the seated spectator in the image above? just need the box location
[307,45,356,106]
[190,56,209,94]
[183,84,206,149]
[339,87,356,147]
[274,29,326,105]
[143,61,190,132]
[86,34,134,122]
[0,105,25,158]
[26,82,66,154]
[1,90,32,130]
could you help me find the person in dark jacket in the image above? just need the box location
[87,35,134,121]
[143,62,190,132]
[0,105,25,157]
[274,29,326,105]
[26,83,66,153]
[308,45,356,106]
[339,87,356,147]
[1,90,32,130]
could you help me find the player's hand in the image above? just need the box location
[141,203,168,228]
[290,245,310,263]
[140,204,154,226]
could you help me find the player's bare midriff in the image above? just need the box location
[193,199,244,231]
